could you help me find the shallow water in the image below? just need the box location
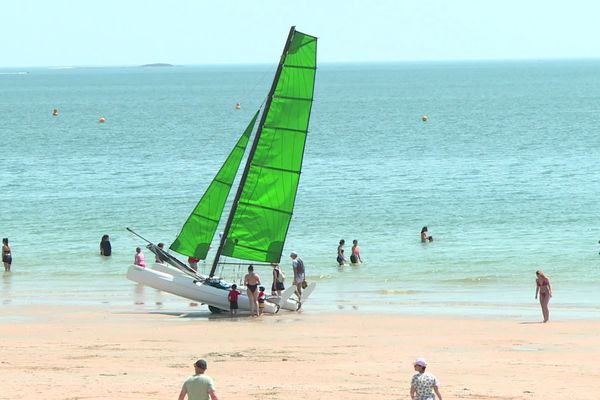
[1,61,599,319]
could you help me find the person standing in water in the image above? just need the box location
[421,226,433,242]
[350,239,362,264]
[2,238,12,272]
[100,234,111,256]
[535,270,552,323]
[244,265,261,316]
[134,247,146,268]
[337,239,346,266]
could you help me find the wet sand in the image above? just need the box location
[1,305,598,399]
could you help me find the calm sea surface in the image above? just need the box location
[1,61,599,319]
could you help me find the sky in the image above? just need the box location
[2,0,600,67]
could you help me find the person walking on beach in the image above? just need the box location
[100,234,111,256]
[535,270,552,323]
[178,359,219,400]
[2,238,12,272]
[290,251,305,307]
[421,227,433,242]
[271,263,285,296]
[134,247,146,268]
[244,265,261,316]
[350,239,362,264]
[228,284,240,316]
[337,239,346,266]
[410,358,443,400]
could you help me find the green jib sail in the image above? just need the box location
[221,29,317,263]
[169,110,259,259]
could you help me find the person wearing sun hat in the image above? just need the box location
[410,357,442,400]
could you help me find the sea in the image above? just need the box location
[1,61,599,320]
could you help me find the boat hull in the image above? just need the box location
[127,265,283,314]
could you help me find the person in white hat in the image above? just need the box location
[410,357,442,400]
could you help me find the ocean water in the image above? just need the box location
[1,61,599,319]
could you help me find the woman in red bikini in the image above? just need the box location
[535,270,552,323]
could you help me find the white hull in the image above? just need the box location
[127,265,299,313]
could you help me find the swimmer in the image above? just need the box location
[421,226,433,242]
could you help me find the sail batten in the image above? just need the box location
[169,110,260,260]
[251,163,301,174]
[237,201,294,216]
[273,95,313,102]
[218,28,317,264]
[262,125,307,134]
[283,65,317,70]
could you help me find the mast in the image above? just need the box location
[209,25,297,278]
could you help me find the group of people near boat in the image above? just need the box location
[234,251,306,316]
[100,231,555,322]
[336,239,362,266]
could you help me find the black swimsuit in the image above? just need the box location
[2,249,11,264]
[247,284,258,293]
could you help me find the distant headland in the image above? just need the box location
[140,63,174,67]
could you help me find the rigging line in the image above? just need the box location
[238,62,278,111]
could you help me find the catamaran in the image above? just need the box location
[127,26,317,314]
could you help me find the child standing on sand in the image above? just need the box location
[228,284,240,316]
[257,286,266,315]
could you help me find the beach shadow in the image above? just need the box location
[519,321,544,324]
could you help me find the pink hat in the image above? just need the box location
[414,358,427,367]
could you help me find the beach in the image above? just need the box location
[2,61,600,400]
[1,305,598,399]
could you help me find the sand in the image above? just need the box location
[1,305,598,399]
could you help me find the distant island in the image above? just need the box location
[140,63,174,67]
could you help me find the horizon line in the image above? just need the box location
[2,56,600,70]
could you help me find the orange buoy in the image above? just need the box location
[99,117,106,123]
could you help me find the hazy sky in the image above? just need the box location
[2,0,599,67]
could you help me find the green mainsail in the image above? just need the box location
[219,28,317,264]
[169,110,259,259]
